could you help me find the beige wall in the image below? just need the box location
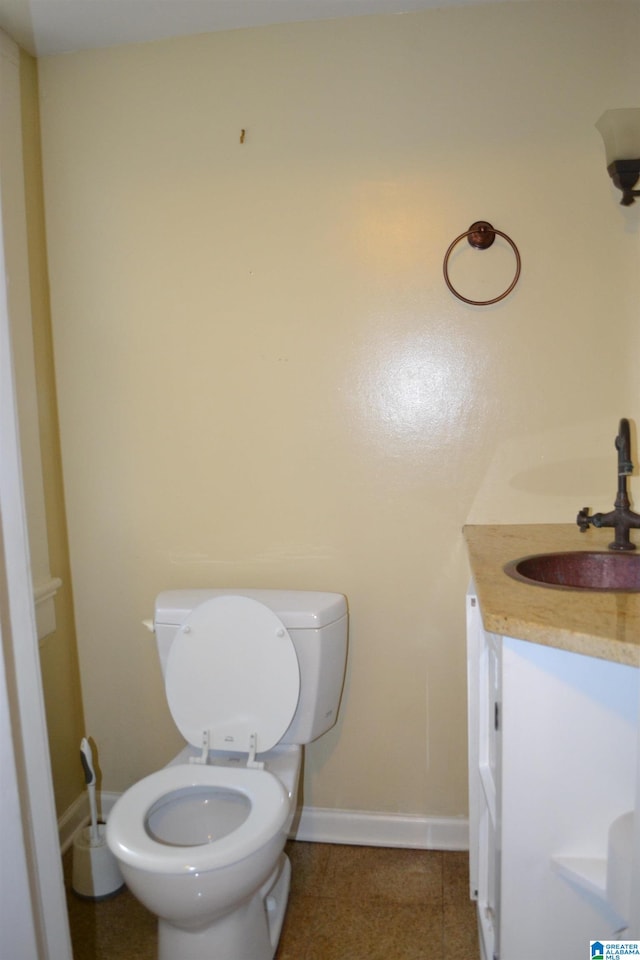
[19,50,85,817]
[38,2,640,818]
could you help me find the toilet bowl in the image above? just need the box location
[107,763,293,938]
[106,590,348,960]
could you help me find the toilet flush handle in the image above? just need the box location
[141,619,155,633]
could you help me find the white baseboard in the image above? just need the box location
[291,806,469,850]
[59,793,468,853]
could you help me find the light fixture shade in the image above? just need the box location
[596,109,640,165]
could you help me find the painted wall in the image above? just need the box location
[19,50,85,818]
[38,1,640,819]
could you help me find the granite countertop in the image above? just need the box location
[463,523,640,667]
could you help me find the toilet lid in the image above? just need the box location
[165,595,300,755]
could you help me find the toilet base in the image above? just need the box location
[158,853,291,960]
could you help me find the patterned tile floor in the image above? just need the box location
[64,841,479,959]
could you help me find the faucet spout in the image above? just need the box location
[616,418,633,476]
[576,418,640,551]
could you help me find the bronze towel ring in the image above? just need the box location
[443,221,521,306]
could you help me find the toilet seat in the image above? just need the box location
[166,595,300,755]
[106,764,289,875]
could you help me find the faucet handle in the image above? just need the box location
[577,507,592,532]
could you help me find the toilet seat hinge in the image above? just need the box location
[246,733,264,770]
[189,729,210,765]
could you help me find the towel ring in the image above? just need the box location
[443,221,521,306]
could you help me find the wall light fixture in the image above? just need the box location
[596,108,640,206]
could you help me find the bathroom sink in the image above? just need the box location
[504,551,640,592]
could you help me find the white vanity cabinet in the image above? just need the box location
[467,587,640,960]
[467,592,501,960]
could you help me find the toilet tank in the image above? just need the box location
[154,588,348,746]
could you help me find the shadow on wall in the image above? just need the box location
[466,416,621,525]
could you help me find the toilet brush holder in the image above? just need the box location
[71,824,124,900]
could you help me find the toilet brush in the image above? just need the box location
[71,737,124,900]
[80,738,100,844]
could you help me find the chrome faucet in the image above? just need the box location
[577,418,640,551]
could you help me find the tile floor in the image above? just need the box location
[64,841,479,959]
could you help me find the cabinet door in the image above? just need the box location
[467,591,501,960]
[500,636,638,959]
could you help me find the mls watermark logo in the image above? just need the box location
[591,942,640,958]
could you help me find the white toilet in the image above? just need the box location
[106,588,348,960]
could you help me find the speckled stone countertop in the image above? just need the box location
[463,524,640,667]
